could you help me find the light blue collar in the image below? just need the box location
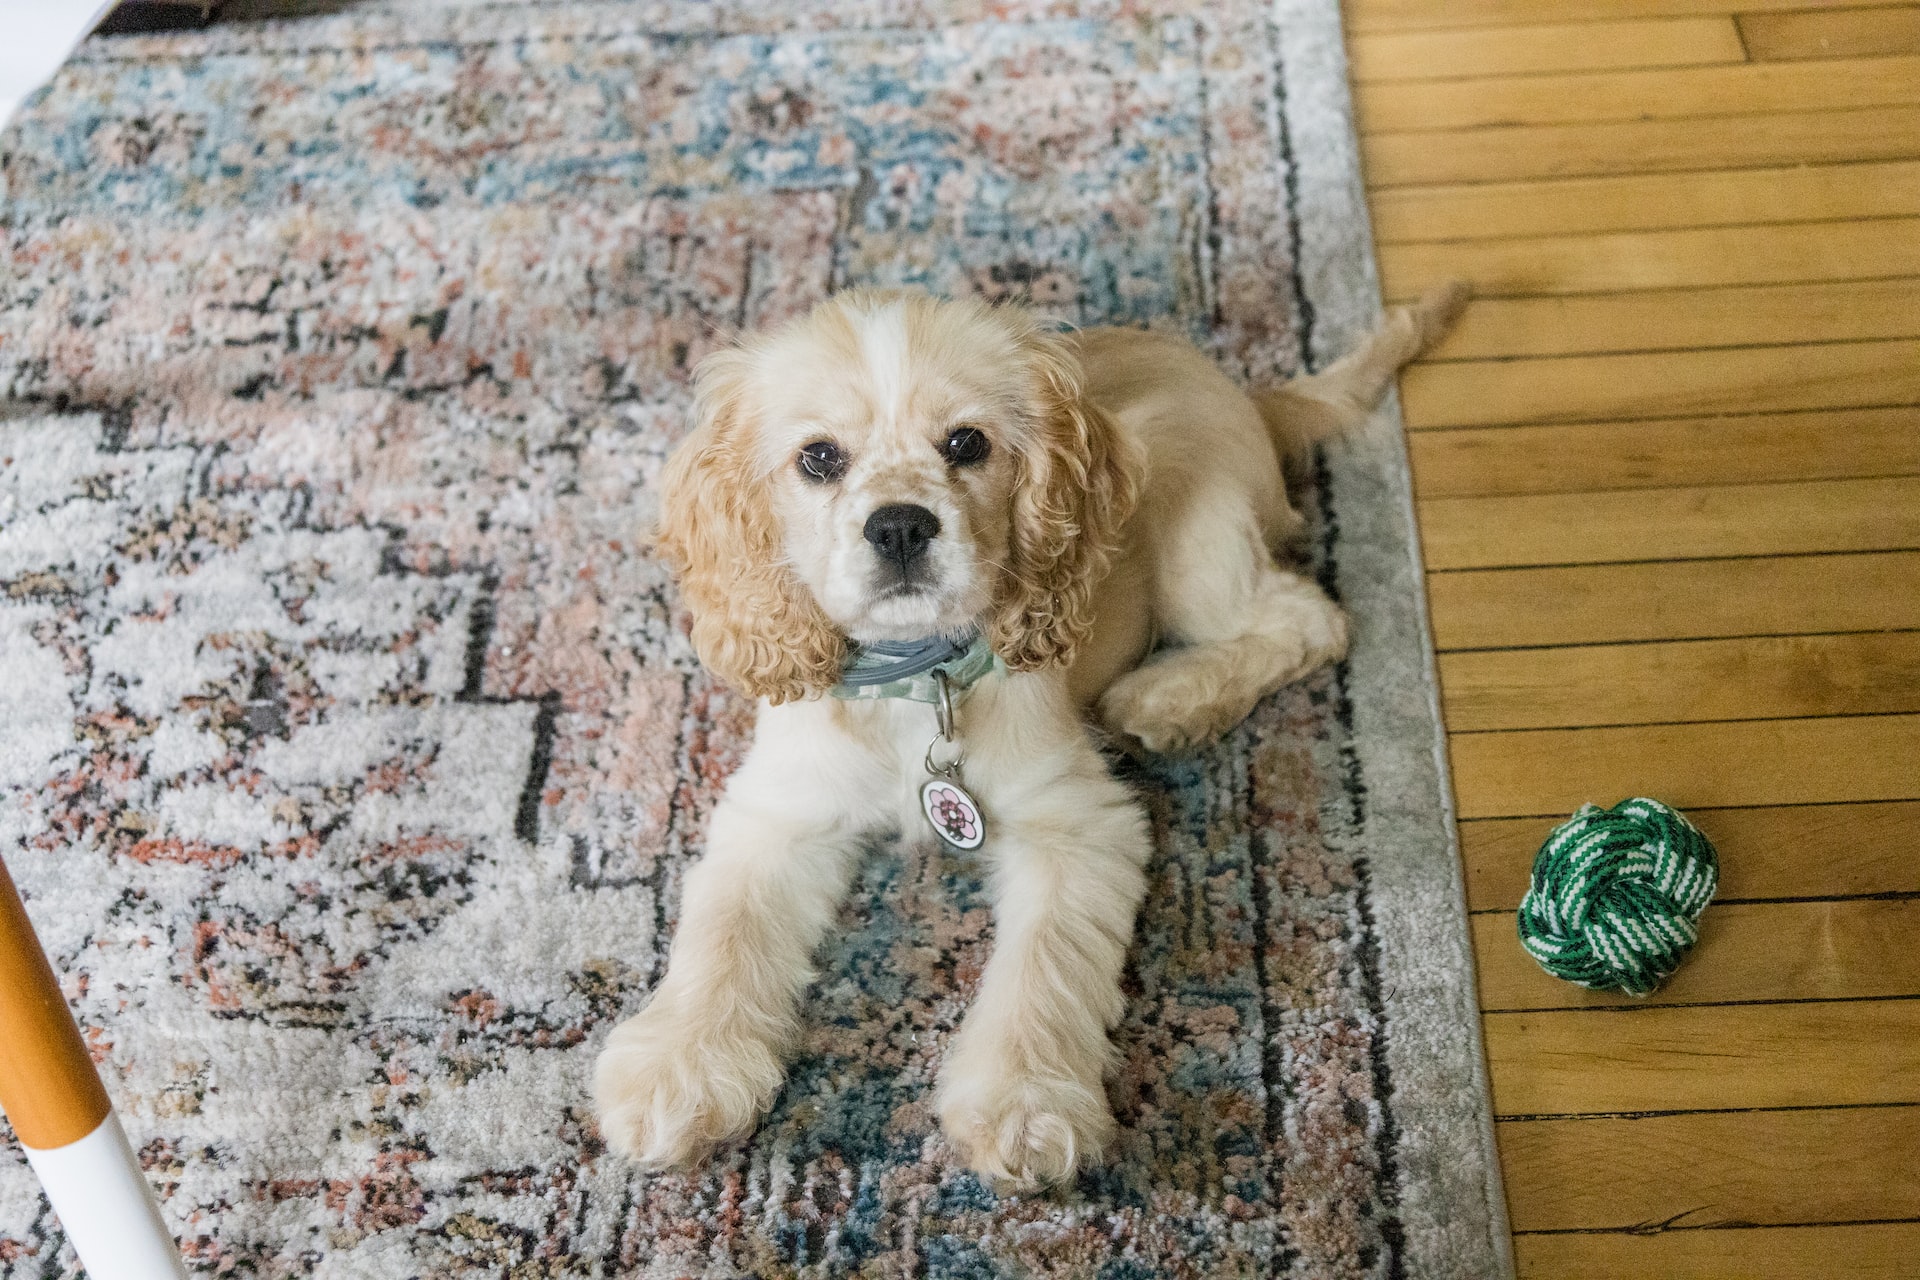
[830,630,1002,703]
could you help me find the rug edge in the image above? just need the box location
[1273,3,1517,1277]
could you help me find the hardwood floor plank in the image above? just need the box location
[1420,477,1920,571]
[1475,900,1920,1010]
[1424,281,1920,361]
[1485,1000,1920,1115]
[1460,801,1920,912]
[1364,106,1920,186]
[1447,714,1920,819]
[1739,7,1920,62]
[1408,409,1920,499]
[1369,160,1920,243]
[1354,56,1920,133]
[1401,340,1920,429]
[1438,632,1920,732]
[1381,219,1920,301]
[1500,1106,1920,1231]
[1348,18,1745,82]
[1343,0,1919,34]
[1514,1223,1920,1280]
[1425,552,1920,650]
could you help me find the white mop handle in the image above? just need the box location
[22,1113,190,1279]
[1,856,188,1279]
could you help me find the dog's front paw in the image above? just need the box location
[936,1039,1115,1191]
[592,1002,786,1167]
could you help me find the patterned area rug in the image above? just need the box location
[0,2,1509,1275]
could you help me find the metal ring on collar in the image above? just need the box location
[924,734,964,779]
[932,669,957,741]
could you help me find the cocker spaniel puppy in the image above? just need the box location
[594,281,1467,1187]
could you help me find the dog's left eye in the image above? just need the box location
[943,426,991,467]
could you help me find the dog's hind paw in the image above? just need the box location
[1099,589,1348,753]
[1099,658,1260,754]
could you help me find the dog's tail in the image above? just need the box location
[1255,279,1470,465]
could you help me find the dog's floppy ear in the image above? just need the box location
[655,348,845,703]
[988,324,1143,672]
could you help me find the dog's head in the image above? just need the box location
[656,290,1142,703]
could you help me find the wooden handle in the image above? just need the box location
[0,855,111,1150]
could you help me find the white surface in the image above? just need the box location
[21,1113,189,1280]
[0,1,116,127]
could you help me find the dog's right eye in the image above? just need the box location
[797,440,847,483]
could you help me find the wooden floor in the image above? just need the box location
[1344,3,1920,1276]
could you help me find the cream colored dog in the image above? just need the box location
[594,281,1467,1187]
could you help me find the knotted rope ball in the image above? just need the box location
[1517,798,1718,997]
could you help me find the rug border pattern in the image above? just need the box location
[1273,3,1516,1276]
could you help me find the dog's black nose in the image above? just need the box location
[863,503,941,567]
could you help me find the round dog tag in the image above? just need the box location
[921,776,986,850]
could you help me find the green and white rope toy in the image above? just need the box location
[1516,798,1719,997]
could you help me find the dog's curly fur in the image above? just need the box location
[653,346,848,703]
[598,283,1467,1187]
[983,322,1142,673]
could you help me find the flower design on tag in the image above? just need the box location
[920,779,986,850]
[928,786,975,841]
